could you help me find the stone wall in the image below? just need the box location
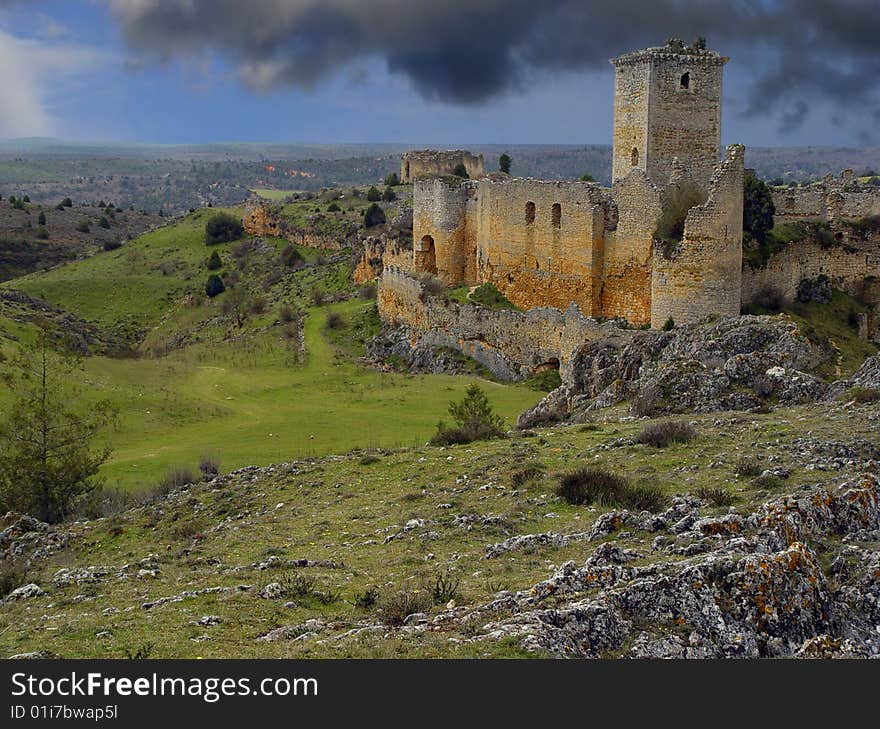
[651,145,744,327]
[401,150,484,183]
[242,197,349,250]
[353,235,413,284]
[772,172,880,224]
[742,235,880,305]
[377,267,618,380]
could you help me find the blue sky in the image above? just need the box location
[0,0,874,148]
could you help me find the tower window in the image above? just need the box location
[680,72,690,89]
[631,147,639,167]
[525,201,536,224]
[551,203,561,229]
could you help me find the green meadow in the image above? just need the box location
[0,204,542,492]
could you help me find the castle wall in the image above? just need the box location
[401,150,484,183]
[353,235,413,284]
[377,267,615,380]
[472,179,607,314]
[742,236,880,304]
[602,170,662,325]
[772,174,880,225]
[651,145,744,327]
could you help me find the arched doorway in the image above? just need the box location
[415,234,437,275]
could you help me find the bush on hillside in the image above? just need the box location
[431,384,505,446]
[556,466,666,512]
[204,212,243,245]
[75,220,91,233]
[207,250,223,270]
[366,186,381,202]
[205,274,225,298]
[382,186,397,202]
[743,173,776,245]
[655,180,707,249]
[636,421,697,448]
[280,244,304,268]
[363,203,386,227]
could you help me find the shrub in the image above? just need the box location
[431,384,505,446]
[499,153,511,174]
[61,197,72,207]
[378,589,433,626]
[750,284,785,312]
[416,272,446,298]
[75,220,91,233]
[279,305,295,323]
[429,572,461,605]
[0,557,28,599]
[37,210,46,225]
[382,186,397,202]
[579,173,595,182]
[160,467,195,491]
[743,173,776,245]
[735,457,763,478]
[526,368,561,392]
[796,274,831,304]
[363,203,386,227]
[250,296,267,315]
[325,312,345,330]
[103,239,121,252]
[511,463,545,488]
[207,250,222,270]
[205,274,225,298]
[353,587,379,610]
[281,244,303,268]
[636,421,696,448]
[98,216,110,229]
[384,173,400,187]
[694,486,736,507]
[848,386,880,403]
[311,288,325,306]
[655,181,707,247]
[204,212,243,245]
[277,572,317,600]
[35,226,49,240]
[469,281,516,310]
[556,467,666,512]
[751,474,784,490]
[199,454,220,480]
[327,202,341,212]
[359,454,381,465]
[366,186,381,202]
[636,420,697,448]
[662,317,675,331]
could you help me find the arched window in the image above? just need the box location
[551,203,561,229]
[680,72,690,90]
[631,147,639,167]
[525,201,536,224]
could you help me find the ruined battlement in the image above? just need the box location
[401,150,484,183]
[771,171,880,224]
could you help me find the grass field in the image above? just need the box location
[0,209,542,492]
[251,188,302,200]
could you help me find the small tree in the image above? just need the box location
[452,163,469,178]
[499,153,511,174]
[0,330,116,523]
[205,274,225,298]
[743,173,776,245]
[579,173,595,182]
[222,286,251,327]
[37,210,46,226]
[98,216,110,229]
[207,250,222,270]
[204,212,244,245]
[280,244,303,268]
[382,186,397,202]
[75,220,91,233]
[384,172,400,187]
[364,203,386,227]
[432,384,505,445]
[655,180,707,247]
[61,197,72,207]
[366,186,381,202]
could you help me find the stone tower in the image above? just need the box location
[611,40,727,189]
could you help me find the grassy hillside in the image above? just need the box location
[0,207,541,492]
[1,398,877,658]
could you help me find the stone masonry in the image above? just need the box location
[400,150,484,184]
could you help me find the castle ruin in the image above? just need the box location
[400,150,484,184]
[405,41,743,329]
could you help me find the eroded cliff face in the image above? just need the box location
[243,199,283,238]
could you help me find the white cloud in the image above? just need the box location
[0,30,103,138]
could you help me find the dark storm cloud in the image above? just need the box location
[107,0,880,132]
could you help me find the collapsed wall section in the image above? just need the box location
[377,267,613,380]
[651,144,744,327]
[772,172,880,224]
[401,150,484,183]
